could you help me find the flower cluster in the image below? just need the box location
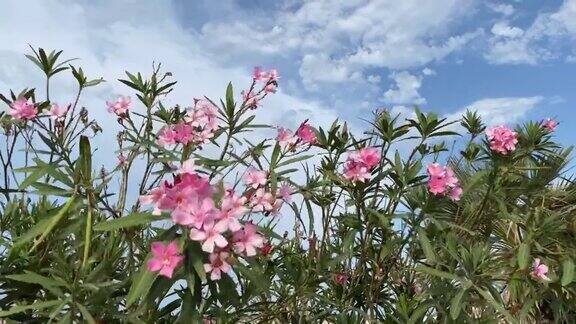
[141,159,268,280]
[157,99,219,147]
[242,67,280,109]
[106,95,131,117]
[486,125,518,154]
[343,147,381,182]
[541,118,558,132]
[427,163,462,201]
[49,103,69,121]
[531,258,550,281]
[243,167,293,216]
[8,97,37,121]
[147,241,184,279]
[276,120,318,150]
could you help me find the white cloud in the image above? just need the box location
[491,22,524,38]
[485,0,576,64]
[382,71,426,105]
[446,96,544,126]
[486,3,515,16]
[200,0,480,87]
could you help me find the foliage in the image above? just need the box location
[0,48,575,323]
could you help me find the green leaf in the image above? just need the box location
[93,212,162,231]
[76,303,96,324]
[517,243,530,270]
[0,300,61,316]
[450,289,467,320]
[277,155,314,168]
[417,228,436,263]
[30,195,76,251]
[561,259,574,286]
[126,255,158,307]
[79,136,92,186]
[5,271,65,296]
[186,243,207,283]
[416,265,459,281]
[19,167,47,189]
[225,82,235,118]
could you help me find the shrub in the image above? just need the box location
[0,47,575,323]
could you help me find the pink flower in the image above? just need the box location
[449,186,463,201]
[342,147,380,183]
[187,99,219,131]
[531,258,550,281]
[343,160,371,182]
[264,83,277,93]
[204,251,232,280]
[106,95,131,116]
[276,127,298,149]
[48,103,68,120]
[172,197,216,229]
[296,121,317,145]
[147,241,184,278]
[242,89,260,110]
[174,123,194,145]
[268,69,279,82]
[260,242,273,256]
[189,221,228,253]
[427,163,462,201]
[334,272,349,285]
[541,118,558,132]
[8,97,37,121]
[350,147,381,169]
[117,153,127,167]
[250,188,274,212]
[486,125,518,154]
[253,66,268,81]
[244,167,267,189]
[216,191,247,232]
[157,126,178,147]
[278,182,293,202]
[178,159,196,175]
[233,222,264,257]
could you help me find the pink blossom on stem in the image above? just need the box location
[203,251,232,280]
[242,90,260,110]
[334,272,349,285]
[252,66,268,81]
[531,258,550,281]
[278,182,293,202]
[172,197,216,229]
[8,97,37,121]
[541,118,558,132]
[147,241,184,278]
[343,160,371,183]
[427,163,463,201]
[264,83,277,93]
[216,191,247,232]
[296,121,317,145]
[49,103,68,120]
[106,95,131,117]
[276,127,298,149]
[178,159,196,175]
[486,125,518,154]
[244,167,267,189]
[343,147,380,183]
[250,188,274,212]
[233,222,264,257]
[117,153,127,167]
[157,126,178,147]
[189,221,228,253]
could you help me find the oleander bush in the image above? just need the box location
[0,47,575,323]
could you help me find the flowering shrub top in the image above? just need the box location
[0,47,575,323]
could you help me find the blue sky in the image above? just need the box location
[1,0,575,149]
